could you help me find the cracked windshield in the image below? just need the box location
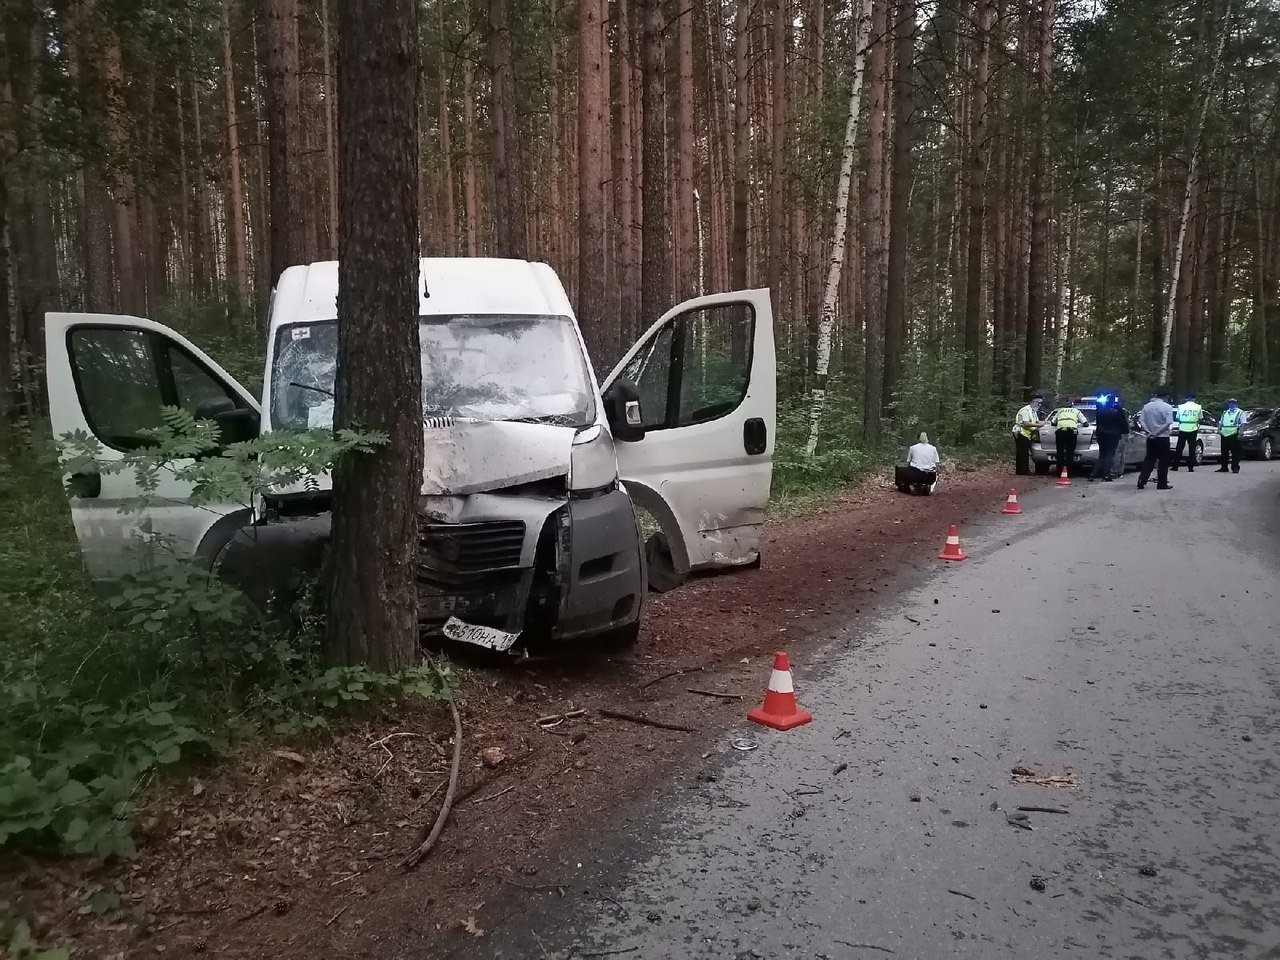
[271,314,596,430]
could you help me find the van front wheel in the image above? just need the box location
[645,532,685,593]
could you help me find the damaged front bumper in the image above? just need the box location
[417,487,644,651]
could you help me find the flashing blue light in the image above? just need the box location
[1093,394,1111,406]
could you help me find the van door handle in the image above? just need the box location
[67,471,101,499]
[744,418,767,456]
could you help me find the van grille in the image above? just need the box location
[419,520,526,577]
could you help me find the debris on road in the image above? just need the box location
[536,709,588,729]
[599,708,696,733]
[1030,876,1047,892]
[730,738,759,752]
[481,746,507,768]
[947,889,977,901]
[1139,866,1158,877]
[1011,765,1080,788]
[1017,805,1069,815]
[908,792,921,803]
[687,688,743,701]
[834,762,849,776]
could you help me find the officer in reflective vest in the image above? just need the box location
[1217,398,1243,474]
[1012,393,1045,476]
[1171,392,1203,471]
[1051,401,1084,473]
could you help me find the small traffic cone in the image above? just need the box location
[1057,465,1071,486]
[1002,488,1022,515]
[747,652,812,731]
[937,524,968,561]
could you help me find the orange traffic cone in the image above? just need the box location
[747,652,812,731]
[1002,488,1022,515]
[937,524,968,561]
[1057,465,1071,486]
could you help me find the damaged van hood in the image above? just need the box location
[421,418,577,496]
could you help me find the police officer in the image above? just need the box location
[1012,393,1045,476]
[1217,398,1243,474]
[1090,393,1129,482]
[1051,399,1084,473]
[1171,392,1203,471]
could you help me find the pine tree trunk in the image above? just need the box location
[1160,3,1231,384]
[676,0,696,301]
[767,0,788,308]
[960,0,992,440]
[883,0,915,413]
[221,0,250,296]
[326,0,424,671]
[100,26,142,311]
[266,0,305,281]
[438,5,457,256]
[862,0,890,447]
[804,0,873,457]
[640,0,669,321]
[1023,0,1054,398]
[730,0,750,289]
[462,58,481,256]
[1252,166,1270,383]
[616,0,638,336]
[489,0,528,257]
[322,0,339,258]
[579,0,611,357]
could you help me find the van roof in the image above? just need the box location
[269,258,575,328]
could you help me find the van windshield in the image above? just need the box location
[270,315,596,430]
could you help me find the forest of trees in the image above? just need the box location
[1,0,1278,449]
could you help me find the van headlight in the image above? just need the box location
[569,424,618,493]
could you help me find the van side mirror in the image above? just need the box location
[603,379,646,443]
[196,397,261,447]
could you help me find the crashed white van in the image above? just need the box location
[45,258,775,651]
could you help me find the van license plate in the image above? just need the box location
[443,616,521,653]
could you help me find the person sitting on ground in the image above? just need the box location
[895,432,941,495]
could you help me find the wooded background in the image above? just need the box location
[2,0,1278,451]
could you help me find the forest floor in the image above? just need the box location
[1,462,1024,959]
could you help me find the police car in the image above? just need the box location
[1029,395,1147,476]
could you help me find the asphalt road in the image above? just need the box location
[452,463,1280,960]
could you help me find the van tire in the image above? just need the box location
[645,532,685,593]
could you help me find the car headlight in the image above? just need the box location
[1242,429,1258,438]
[569,424,618,493]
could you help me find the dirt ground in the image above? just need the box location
[1,464,1024,958]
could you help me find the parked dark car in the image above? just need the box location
[1238,407,1280,460]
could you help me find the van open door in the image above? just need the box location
[44,313,261,579]
[603,290,775,590]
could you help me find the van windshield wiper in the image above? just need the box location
[289,381,335,398]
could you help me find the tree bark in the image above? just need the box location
[462,58,481,256]
[730,0,750,289]
[322,0,339,258]
[489,0,528,257]
[767,0,788,308]
[221,0,250,295]
[579,0,610,356]
[266,0,305,282]
[1160,3,1231,384]
[616,0,638,336]
[961,0,992,440]
[862,0,890,447]
[100,25,141,311]
[640,0,669,322]
[676,0,697,302]
[883,0,915,412]
[327,0,424,671]
[804,0,874,457]
[1023,0,1054,399]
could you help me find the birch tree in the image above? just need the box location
[804,0,874,458]
[1159,3,1232,386]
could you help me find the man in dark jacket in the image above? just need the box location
[1090,393,1130,482]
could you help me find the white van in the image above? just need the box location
[45,258,776,651]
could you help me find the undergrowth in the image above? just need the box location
[0,425,450,864]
